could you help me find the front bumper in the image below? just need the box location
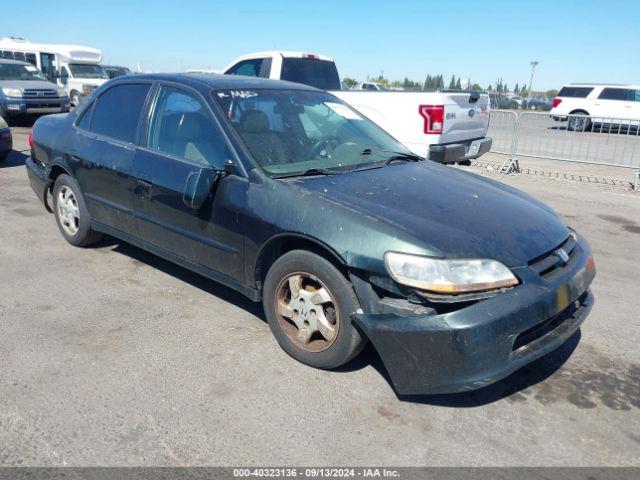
[429,137,492,164]
[2,97,71,116]
[352,237,595,395]
[0,128,11,154]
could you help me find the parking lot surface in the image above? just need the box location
[1,125,639,466]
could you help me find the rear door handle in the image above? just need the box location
[137,179,153,188]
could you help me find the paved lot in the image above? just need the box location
[1,124,639,466]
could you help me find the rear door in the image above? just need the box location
[132,83,245,279]
[72,82,152,236]
[596,87,632,119]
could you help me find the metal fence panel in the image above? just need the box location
[487,110,518,155]
[516,112,640,169]
[486,110,640,189]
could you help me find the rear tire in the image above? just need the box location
[52,174,102,247]
[262,250,366,369]
[568,111,591,132]
[0,151,7,163]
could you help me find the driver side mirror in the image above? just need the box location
[183,167,224,210]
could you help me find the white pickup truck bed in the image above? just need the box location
[221,51,492,163]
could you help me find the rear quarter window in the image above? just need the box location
[557,87,593,98]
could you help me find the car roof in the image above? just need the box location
[0,58,31,66]
[563,83,640,89]
[110,72,321,92]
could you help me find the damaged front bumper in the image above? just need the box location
[352,238,595,395]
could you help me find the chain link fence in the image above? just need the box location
[487,110,640,190]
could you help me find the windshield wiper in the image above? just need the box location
[273,167,340,179]
[360,147,424,165]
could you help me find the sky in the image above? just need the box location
[5,0,640,91]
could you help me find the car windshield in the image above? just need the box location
[213,89,413,177]
[0,63,46,81]
[69,63,108,79]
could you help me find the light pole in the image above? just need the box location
[528,61,539,99]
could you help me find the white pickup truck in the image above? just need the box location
[221,51,492,163]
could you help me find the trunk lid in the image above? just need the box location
[441,92,490,143]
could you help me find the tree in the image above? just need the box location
[514,82,519,93]
[470,83,482,91]
[448,74,456,89]
[455,76,461,89]
[546,89,558,98]
[342,77,357,89]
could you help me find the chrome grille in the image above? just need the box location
[23,89,57,98]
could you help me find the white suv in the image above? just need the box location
[550,84,640,131]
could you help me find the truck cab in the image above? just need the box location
[222,51,492,163]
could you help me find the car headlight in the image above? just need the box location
[56,86,68,98]
[82,84,95,94]
[2,87,22,98]
[384,252,518,294]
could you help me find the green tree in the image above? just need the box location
[546,89,558,98]
[471,83,482,91]
[448,74,456,89]
[342,77,357,89]
[514,82,519,93]
[455,76,461,89]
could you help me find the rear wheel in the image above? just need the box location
[262,250,366,369]
[568,111,591,132]
[53,174,102,247]
[0,151,7,163]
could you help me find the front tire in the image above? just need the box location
[52,174,102,247]
[262,250,366,369]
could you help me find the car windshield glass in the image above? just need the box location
[213,89,412,177]
[69,63,108,79]
[0,63,46,81]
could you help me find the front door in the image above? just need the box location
[132,84,245,280]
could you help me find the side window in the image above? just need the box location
[13,51,26,62]
[25,53,37,66]
[226,59,264,77]
[631,90,640,102]
[90,83,151,143]
[76,103,93,130]
[598,88,630,101]
[147,86,229,169]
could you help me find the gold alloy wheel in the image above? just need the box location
[275,272,340,352]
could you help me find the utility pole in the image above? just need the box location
[528,61,539,99]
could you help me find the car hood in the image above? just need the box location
[289,162,568,267]
[0,80,58,91]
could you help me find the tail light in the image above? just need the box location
[552,98,562,108]
[29,130,34,148]
[419,105,445,134]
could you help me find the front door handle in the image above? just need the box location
[137,179,153,188]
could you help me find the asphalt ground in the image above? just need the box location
[1,122,639,466]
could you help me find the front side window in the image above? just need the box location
[25,53,37,66]
[0,63,46,81]
[598,88,630,101]
[90,83,151,143]
[147,86,229,169]
[68,63,109,79]
[226,59,264,77]
[214,88,408,177]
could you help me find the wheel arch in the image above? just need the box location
[254,233,347,290]
[569,109,590,115]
